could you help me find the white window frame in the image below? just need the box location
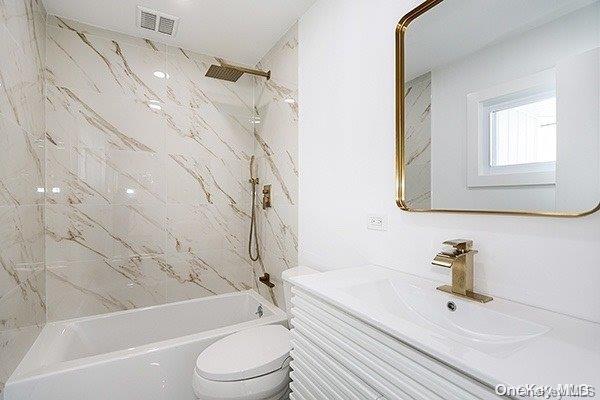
[466,69,556,188]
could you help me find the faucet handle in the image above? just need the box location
[442,239,474,253]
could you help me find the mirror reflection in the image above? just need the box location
[402,0,600,214]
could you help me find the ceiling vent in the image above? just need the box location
[136,6,179,36]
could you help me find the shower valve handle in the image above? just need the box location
[262,185,272,209]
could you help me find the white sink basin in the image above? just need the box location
[286,265,600,389]
[340,278,549,355]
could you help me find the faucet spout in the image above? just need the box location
[432,253,454,268]
[432,239,492,303]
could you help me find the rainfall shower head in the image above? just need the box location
[205,62,270,82]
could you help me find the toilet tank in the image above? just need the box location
[281,266,319,318]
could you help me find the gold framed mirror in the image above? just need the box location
[396,0,600,217]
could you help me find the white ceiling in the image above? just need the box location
[405,0,597,80]
[42,0,316,65]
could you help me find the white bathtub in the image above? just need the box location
[5,290,287,400]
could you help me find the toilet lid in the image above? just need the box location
[195,325,291,382]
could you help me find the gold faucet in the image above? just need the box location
[432,239,492,303]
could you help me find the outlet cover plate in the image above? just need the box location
[367,214,388,231]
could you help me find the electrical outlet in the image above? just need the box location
[367,214,387,231]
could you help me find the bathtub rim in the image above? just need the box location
[7,290,287,385]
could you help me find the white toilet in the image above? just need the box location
[192,266,318,400]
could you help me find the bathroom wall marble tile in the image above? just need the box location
[0,0,45,394]
[254,123,298,207]
[0,205,44,276]
[45,202,166,274]
[45,83,165,156]
[44,141,112,206]
[166,204,227,255]
[404,72,431,209]
[165,103,254,164]
[46,22,166,102]
[45,84,166,205]
[109,150,166,206]
[166,153,213,205]
[165,48,254,114]
[0,116,44,207]
[0,264,45,331]
[44,18,257,323]
[405,73,431,166]
[164,251,253,303]
[252,24,299,307]
[254,202,297,308]
[0,17,45,137]
[45,147,166,207]
[0,324,42,396]
[254,50,298,208]
[46,256,165,321]
[1,0,46,68]
[0,205,45,331]
[166,152,248,212]
[258,26,298,89]
[405,162,432,210]
[255,155,298,260]
[211,200,249,255]
[166,199,250,262]
[208,158,249,210]
[45,204,113,263]
[111,204,166,258]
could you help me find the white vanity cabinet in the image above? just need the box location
[288,288,502,400]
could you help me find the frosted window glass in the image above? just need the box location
[489,97,556,167]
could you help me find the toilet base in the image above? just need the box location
[193,365,290,400]
[267,386,290,400]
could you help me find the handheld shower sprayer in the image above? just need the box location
[248,156,260,262]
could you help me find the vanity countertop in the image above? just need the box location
[286,265,600,392]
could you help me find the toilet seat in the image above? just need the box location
[193,325,291,400]
[196,324,291,381]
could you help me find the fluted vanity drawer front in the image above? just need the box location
[292,309,434,400]
[290,288,501,400]
[290,369,327,399]
[291,331,382,400]
[290,345,366,400]
[290,351,348,400]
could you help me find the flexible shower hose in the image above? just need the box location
[249,178,260,261]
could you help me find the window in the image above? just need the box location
[489,94,556,168]
[467,70,556,187]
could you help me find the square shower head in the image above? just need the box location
[205,65,245,82]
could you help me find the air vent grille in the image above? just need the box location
[139,11,157,30]
[137,6,179,36]
[158,16,175,35]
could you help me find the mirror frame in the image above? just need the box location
[395,0,600,217]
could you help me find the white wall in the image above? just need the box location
[298,0,600,323]
[430,3,599,211]
[555,48,600,210]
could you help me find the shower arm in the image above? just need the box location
[220,62,271,80]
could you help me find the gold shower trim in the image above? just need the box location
[205,58,271,82]
[394,0,600,217]
[220,61,271,80]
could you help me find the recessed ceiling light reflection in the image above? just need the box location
[148,100,162,111]
[153,71,169,79]
[284,98,295,104]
